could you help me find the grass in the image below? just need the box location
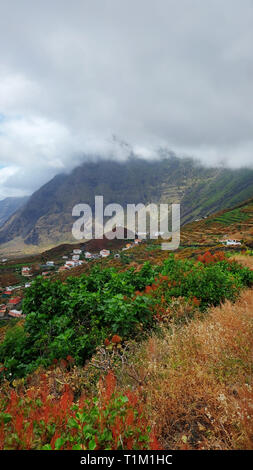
[1,244,253,450]
[211,208,250,226]
[114,285,253,449]
[230,254,253,270]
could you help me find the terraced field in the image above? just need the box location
[210,207,251,225]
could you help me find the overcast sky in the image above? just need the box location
[0,0,253,199]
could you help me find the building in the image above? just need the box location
[65,261,76,268]
[222,239,242,247]
[73,249,82,255]
[153,231,165,237]
[7,297,22,310]
[72,255,80,261]
[22,266,32,277]
[84,252,93,259]
[100,249,110,258]
[8,310,23,318]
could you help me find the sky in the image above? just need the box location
[0,0,253,199]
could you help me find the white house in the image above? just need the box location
[8,309,23,318]
[100,249,110,258]
[84,252,93,259]
[22,266,32,277]
[73,249,82,255]
[46,261,54,266]
[72,254,80,261]
[65,261,76,268]
[222,239,242,246]
[153,231,165,237]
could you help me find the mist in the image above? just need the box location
[0,0,253,199]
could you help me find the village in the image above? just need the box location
[0,234,243,322]
[0,237,145,321]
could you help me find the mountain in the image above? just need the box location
[0,196,29,227]
[0,155,253,252]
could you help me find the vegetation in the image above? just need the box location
[211,207,250,226]
[0,368,158,450]
[1,157,253,251]
[117,287,253,449]
[0,253,252,380]
[0,246,253,450]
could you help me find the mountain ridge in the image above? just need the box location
[0,196,29,227]
[0,155,253,253]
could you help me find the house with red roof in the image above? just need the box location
[7,296,22,310]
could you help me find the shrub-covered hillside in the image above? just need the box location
[1,252,253,379]
[0,253,252,450]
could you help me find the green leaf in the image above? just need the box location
[0,412,12,424]
[42,444,52,450]
[68,417,79,429]
[54,437,65,450]
[72,444,83,450]
[89,439,96,450]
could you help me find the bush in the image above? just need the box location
[0,254,252,379]
[0,370,159,450]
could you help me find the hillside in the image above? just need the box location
[0,196,29,227]
[0,245,253,449]
[0,155,253,254]
[0,198,253,450]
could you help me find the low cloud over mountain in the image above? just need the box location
[0,0,253,198]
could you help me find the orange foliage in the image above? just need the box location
[111,335,122,344]
[198,251,225,264]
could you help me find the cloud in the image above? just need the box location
[0,0,253,198]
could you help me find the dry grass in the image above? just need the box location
[231,254,253,270]
[119,289,253,449]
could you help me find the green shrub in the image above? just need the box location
[0,255,252,379]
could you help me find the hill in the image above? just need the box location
[0,197,253,450]
[0,155,253,254]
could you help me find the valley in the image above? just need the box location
[0,198,252,450]
[1,156,253,255]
